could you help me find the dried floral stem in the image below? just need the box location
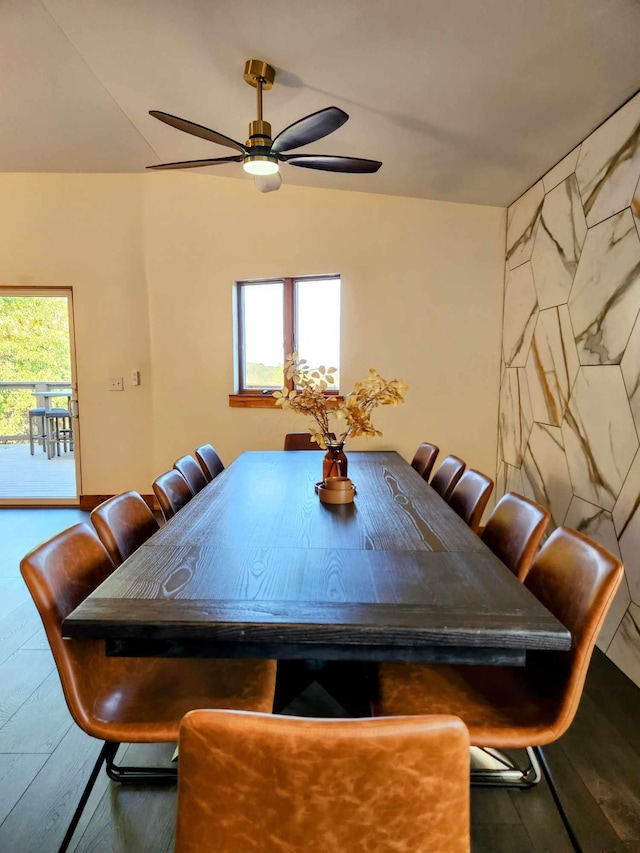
[273,353,408,449]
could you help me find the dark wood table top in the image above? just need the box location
[63,451,571,664]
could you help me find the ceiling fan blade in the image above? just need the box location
[255,172,282,193]
[149,111,246,153]
[282,154,382,173]
[146,155,243,171]
[271,107,348,154]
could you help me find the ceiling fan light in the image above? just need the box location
[243,155,279,176]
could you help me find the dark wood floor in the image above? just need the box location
[0,507,639,852]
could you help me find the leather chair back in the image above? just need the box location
[91,491,159,567]
[176,710,470,853]
[430,455,466,500]
[481,492,550,580]
[195,444,224,482]
[20,523,118,734]
[447,469,494,533]
[411,442,439,480]
[284,432,321,450]
[153,469,193,521]
[525,527,623,736]
[174,455,208,495]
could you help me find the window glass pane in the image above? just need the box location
[241,282,284,388]
[296,278,341,389]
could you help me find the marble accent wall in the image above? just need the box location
[497,91,640,687]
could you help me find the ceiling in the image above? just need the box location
[2,0,639,206]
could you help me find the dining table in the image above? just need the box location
[31,388,73,412]
[63,451,570,683]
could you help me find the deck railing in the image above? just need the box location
[0,381,72,443]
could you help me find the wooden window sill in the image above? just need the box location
[229,394,279,408]
[229,393,343,409]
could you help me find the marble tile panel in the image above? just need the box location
[568,209,640,365]
[531,175,587,309]
[502,263,538,367]
[495,460,507,503]
[519,367,534,447]
[562,366,638,511]
[506,181,544,270]
[607,603,640,689]
[542,145,581,194]
[599,577,633,653]
[564,495,627,650]
[576,91,640,228]
[620,313,640,430]
[521,423,573,528]
[634,174,640,240]
[526,306,579,426]
[564,496,622,557]
[498,369,532,467]
[505,463,524,497]
[499,371,520,468]
[612,449,640,604]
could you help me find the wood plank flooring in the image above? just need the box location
[0,507,639,852]
[0,444,76,499]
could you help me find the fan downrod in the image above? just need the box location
[244,60,276,150]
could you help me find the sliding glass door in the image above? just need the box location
[0,288,80,505]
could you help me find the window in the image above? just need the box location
[231,275,341,407]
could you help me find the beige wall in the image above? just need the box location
[145,173,506,480]
[0,171,505,495]
[0,174,153,494]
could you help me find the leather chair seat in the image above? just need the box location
[82,651,276,741]
[377,659,562,748]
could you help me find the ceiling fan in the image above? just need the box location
[147,59,382,192]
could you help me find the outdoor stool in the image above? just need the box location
[46,408,73,458]
[28,407,48,455]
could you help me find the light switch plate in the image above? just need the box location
[109,377,124,391]
[131,370,140,386]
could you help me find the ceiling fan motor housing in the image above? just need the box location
[246,119,272,150]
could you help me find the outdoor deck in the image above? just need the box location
[0,444,76,499]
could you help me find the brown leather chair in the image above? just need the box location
[174,454,208,495]
[411,442,439,480]
[20,524,276,853]
[284,432,321,450]
[481,492,550,581]
[176,710,470,853]
[430,454,466,500]
[375,527,624,849]
[195,443,225,481]
[447,469,494,533]
[152,469,193,521]
[91,491,159,567]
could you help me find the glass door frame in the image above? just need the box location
[0,286,82,506]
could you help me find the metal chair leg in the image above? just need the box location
[58,740,118,853]
[533,746,583,853]
[105,745,178,784]
[471,746,541,787]
[58,740,179,853]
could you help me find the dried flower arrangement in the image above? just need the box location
[273,353,408,449]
